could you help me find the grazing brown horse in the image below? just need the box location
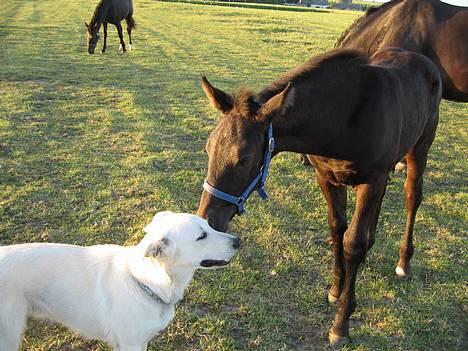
[85,0,136,54]
[197,48,442,345]
[337,0,468,102]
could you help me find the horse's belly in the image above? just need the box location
[311,156,389,186]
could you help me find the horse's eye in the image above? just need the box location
[197,231,208,241]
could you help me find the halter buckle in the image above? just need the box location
[268,138,275,152]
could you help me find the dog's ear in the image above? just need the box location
[143,211,174,234]
[144,237,175,259]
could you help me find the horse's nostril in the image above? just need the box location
[232,237,241,249]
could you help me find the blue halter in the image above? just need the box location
[203,123,275,215]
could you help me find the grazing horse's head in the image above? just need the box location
[197,77,292,231]
[85,22,99,54]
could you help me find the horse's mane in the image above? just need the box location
[335,0,404,48]
[256,49,369,105]
[88,0,109,31]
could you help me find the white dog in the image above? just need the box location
[0,211,240,351]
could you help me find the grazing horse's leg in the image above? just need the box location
[126,16,134,51]
[116,22,126,52]
[300,153,312,166]
[395,135,433,278]
[329,177,387,346]
[315,171,347,303]
[101,22,108,53]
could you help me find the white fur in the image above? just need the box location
[0,211,239,351]
[395,266,407,278]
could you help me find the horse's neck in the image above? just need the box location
[271,68,367,156]
[90,0,111,29]
[341,0,405,50]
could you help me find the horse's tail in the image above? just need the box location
[127,16,136,30]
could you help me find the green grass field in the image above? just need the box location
[1,1,467,350]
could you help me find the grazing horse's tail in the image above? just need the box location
[127,16,136,30]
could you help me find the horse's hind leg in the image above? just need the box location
[115,22,126,52]
[315,171,348,303]
[125,15,135,51]
[396,108,438,278]
[396,147,429,278]
[101,22,108,53]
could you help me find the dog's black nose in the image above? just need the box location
[232,237,241,249]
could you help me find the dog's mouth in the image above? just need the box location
[200,259,231,268]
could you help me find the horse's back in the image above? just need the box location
[338,0,468,101]
[370,48,441,95]
[369,48,441,159]
[106,0,133,23]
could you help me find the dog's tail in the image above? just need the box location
[127,16,136,30]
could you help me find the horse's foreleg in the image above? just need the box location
[116,22,126,52]
[329,178,387,346]
[101,22,108,53]
[366,182,386,251]
[316,171,348,303]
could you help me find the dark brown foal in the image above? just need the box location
[197,48,442,345]
[85,0,135,54]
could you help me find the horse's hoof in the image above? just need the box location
[300,154,311,166]
[119,44,123,52]
[129,44,133,51]
[329,331,347,348]
[395,161,407,172]
[328,292,339,303]
[395,266,409,279]
[101,50,106,54]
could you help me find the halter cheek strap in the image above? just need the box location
[203,123,275,215]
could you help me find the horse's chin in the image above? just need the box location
[88,48,95,55]
[207,212,235,232]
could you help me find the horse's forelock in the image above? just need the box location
[232,88,260,118]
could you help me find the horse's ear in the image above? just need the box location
[84,21,89,28]
[201,76,233,113]
[258,82,294,121]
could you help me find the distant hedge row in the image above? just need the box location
[158,0,377,12]
[158,0,330,13]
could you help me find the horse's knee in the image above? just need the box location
[343,235,367,263]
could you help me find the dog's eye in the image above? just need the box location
[196,231,208,241]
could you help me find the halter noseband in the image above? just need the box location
[203,123,275,215]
